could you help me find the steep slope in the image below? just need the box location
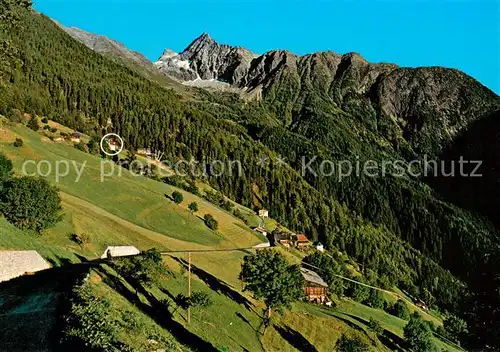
[59,24,152,67]
[56,21,192,96]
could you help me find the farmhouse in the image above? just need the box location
[101,246,140,259]
[273,233,292,248]
[294,234,310,250]
[70,132,81,143]
[107,138,120,151]
[258,209,269,218]
[301,267,329,303]
[0,251,51,282]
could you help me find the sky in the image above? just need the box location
[34,0,499,94]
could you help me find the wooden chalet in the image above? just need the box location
[294,234,310,250]
[273,233,292,248]
[301,267,328,303]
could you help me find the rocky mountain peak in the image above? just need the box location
[185,32,214,50]
[155,33,258,85]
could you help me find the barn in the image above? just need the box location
[300,267,328,303]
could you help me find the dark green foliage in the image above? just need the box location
[443,315,468,343]
[190,291,213,309]
[26,115,39,131]
[13,137,23,147]
[388,300,411,320]
[163,176,199,195]
[50,127,57,133]
[114,248,167,289]
[69,232,90,245]
[7,108,22,122]
[203,214,218,231]
[368,317,383,335]
[0,176,61,231]
[174,293,190,310]
[87,137,99,154]
[188,201,198,213]
[174,291,212,310]
[0,152,13,182]
[403,312,437,352]
[41,117,48,123]
[335,333,370,352]
[240,250,304,315]
[363,289,385,309]
[74,141,87,152]
[346,282,369,303]
[203,189,234,212]
[60,284,122,351]
[172,191,183,204]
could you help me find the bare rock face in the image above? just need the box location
[155,33,257,85]
[155,48,199,81]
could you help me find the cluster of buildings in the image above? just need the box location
[255,209,324,252]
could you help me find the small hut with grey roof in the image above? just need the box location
[101,246,140,259]
[0,250,51,282]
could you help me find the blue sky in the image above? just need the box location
[35,0,499,93]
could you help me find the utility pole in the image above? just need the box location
[187,252,191,324]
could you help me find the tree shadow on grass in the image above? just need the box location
[95,267,218,352]
[173,257,254,311]
[342,313,406,351]
[274,325,318,352]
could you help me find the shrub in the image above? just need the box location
[60,285,121,350]
[369,317,384,335]
[363,289,385,309]
[41,117,48,123]
[188,201,198,213]
[74,142,87,152]
[172,191,183,204]
[347,282,369,302]
[0,153,13,186]
[7,108,23,123]
[13,138,23,147]
[404,312,438,352]
[69,233,90,245]
[390,299,411,320]
[335,333,370,352]
[443,315,468,343]
[43,124,51,130]
[190,291,213,309]
[0,176,62,231]
[27,116,39,131]
[50,127,57,133]
[204,214,218,230]
[87,138,99,154]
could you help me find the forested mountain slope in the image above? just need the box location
[1,1,500,348]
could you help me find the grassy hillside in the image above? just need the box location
[0,119,463,351]
[0,122,263,248]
